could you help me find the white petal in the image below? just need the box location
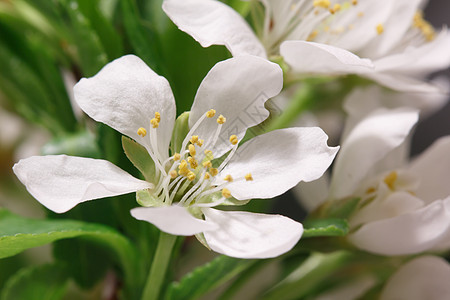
[13,155,152,213]
[280,41,373,75]
[217,127,338,200]
[202,208,303,258]
[381,256,450,300]
[162,0,266,58]
[329,108,418,199]
[408,136,450,203]
[130,206,218,236]
[74,55,176,160]
[363,72,444,93]
[349,197,450,255]
[189,56,282,158]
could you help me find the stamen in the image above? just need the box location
[313,0,330,9]
[197,139,204,147]
[229,135,238,145]
[202,160,212,169]
[217,115,226,124]
[188,156,198,169]
[383,171,397,190]
[245,173,253,181]
[154,112,161,122]
[193,197,227,208]
[173,153,181,161]
[329,4,341,14]
[210,168,219,177]
[190,135,199,144]
[366,187,376,194]
[376,24,384,35]
[186,171,196,181]
[206,109,216,118]
[204,150,213,159]
[222,188,232,198]
[352,0,357,5]
[150,118,159,128]
[169,170,178,179]
[224,174,233,182]
[137,127,147,137]
[204,172,211,180]
[188,144,196,156]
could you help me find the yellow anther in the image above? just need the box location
[210,168,219,177]
[150,118,159,128]
[333,3,341,11]
[357,11,364,17]
[245,173,253,181]
[307,30,319,41]
[202,160,212,169]
[352,0,357,5]
[313,0,330,9]
[222,188,232,198]
[154,112,161,122]
[179,160,188,170]
[188,144,196,156]
[186,171,196,181]
[224,174,233,182]
[413,11,435,41]
[204,172,211,180]
[376,23,384,35]
[137,127,147,137]
[204,150,214,160]
[190,135,199,144]
[188,156,198,169]
[173,153,181,161]
[365,187,376,194]
[206,109,216,118]
[169,170,178,179]
[217,115,226,124]
[197,139,204,147]
[384,171,397,190]
[229,135,238,145]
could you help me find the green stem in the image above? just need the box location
[141,232,177,300]
[265,84,315,132]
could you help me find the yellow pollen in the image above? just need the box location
[222,188,232,198]
[188,144,196,156]
[150,118,159,128]
[204,172,211,180]
[376,23,384,35]
[179,160,188,170]
[206,109,216,118]
[137,127,147,137]
[217,115,226,124]
[313,0,330,9]
[357,11,364,17]
[224,174,233,182]
[154,112,161,122]
[204,150,214,160]
[352,0,357,5]
[169,170,178,179]
[329,4,341,14]
[202,160,212,169]
[190,135,199,144]
[307,30,319,41]
[173,153,181,161]
[210,168,219,177]
[188,156,198,169]
[365,187,376,194]
[229,135,238,145]
[245,173,253,181]
[384,171,397,190]
[186,171,196,181]
[413,11,435,41]
[197,139,204,147]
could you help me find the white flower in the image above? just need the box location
[163,0,450,92]
[297,107,450,255]
[13,55,339,258]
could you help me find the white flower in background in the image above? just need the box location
[163,0,450,92]
[13,55,339,259]
[296,107,450,255]
[314,256,450,300]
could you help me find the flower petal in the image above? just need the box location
[408,136,450,203]
[380,256,450,300]
[74,55,176,160]
[329,108,418,199]
[189,56,282,158]
[13,155,152,213]
[202,208,303,258]
[130,206,218,236]
[163,0,266,58]
[217,127,338,200]
[280,41,373,75]
[349,197,450,255]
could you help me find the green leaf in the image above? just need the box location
[122,136,156,182]
[1,264,68,300]
[0,209,138,287]
[165,255,254,300]
[303,218,349,238]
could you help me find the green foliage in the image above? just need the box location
[0,264,69,300]
[303,218,349,238]
[165,255,255,300]
[122,136,156,183]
